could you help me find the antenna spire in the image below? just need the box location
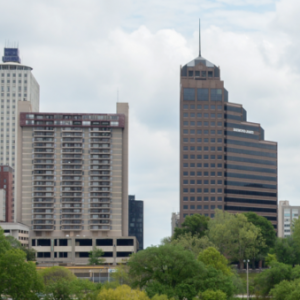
[199,19,201,57]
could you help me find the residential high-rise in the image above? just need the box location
[0,47,40,221]
[179,30,277,227]
[0,165,13,222]
[278,200,299,238]
[128,195,144,250]
[18,103,137,265]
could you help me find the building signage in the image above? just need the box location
[233,128,254,134]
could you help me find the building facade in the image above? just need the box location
[179,42,278,227]
[171,212,179,236]
[1,222,30,247]
[0,165,13,222]
[18,103,134,265]
[278,200,299,238]
[128,195,144,250]
[0,189,6,221]
[0,47,40,221]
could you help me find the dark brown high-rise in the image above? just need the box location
[0,165,14,222]
[179,28,277,227]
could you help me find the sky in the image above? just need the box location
[1,0,300,247]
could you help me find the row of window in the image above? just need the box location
[225,206,277,213]
[183,146,221,151]
[184,129,222,135]
[1,80,27,84]
[183,121,222,126]
[183,138,223,145]
[183,154,222,159]
[225,197,277,205]
[225,188,277,198]
[183,213,215,218]
[183,113,222,118]
[225,131,259,141]
[183,188,223,193]
[187,70,218,78]
[1,87,27,92]
[225,147,277,159]
[183,163,223,168]
[183,171,222,177]
[225,155,277,166]
[183,88,223,101]
[183,104,222,110]
[1,73,28,77]
[0,93,27,98]
[225,163,277,174]
[225,180,276,190]
[183,205,222,210]
[183,180,222,184]
[183,196,223,201]
[225,172,277,182]
[225,139,277,151]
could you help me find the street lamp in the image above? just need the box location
[243,259,250,300]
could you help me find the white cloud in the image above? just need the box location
[1,0,300,246]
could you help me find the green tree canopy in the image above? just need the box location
[243,212,276,250]
[0,249,43,299]
[208,210,265,266]
[6,234,36,261]
[255,262,292,296]
[127,244,206,299]
[198,247,232,276]
[171,233,216,258]
[97,285,149,300]
[0,227,11,255]
[272,237,300,265]
[200,289,227,300]
[39,266,77,285]
[270,279,300,300]
[89,246,105,265]
[173,214,209,239]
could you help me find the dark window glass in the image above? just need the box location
[190,113,195,117]
[224,114,241,121]
[188,71,194,77]
[211,188,215,193]
[183,121,188,126]
[217,155,222,159]
[197,180,202,184]
[190,171,195,176]
[204,147,209,151]
[225,155,276,166]
[201,71,206,77]
[211,89,222,101]
[218,197,222,201]
[211,130,215,134]
[225,138,277,151]
[217,122,222,126]
[217,188,222,193]
[197,197,202,201]
[204,197,209,201]
[211,180,216,184]
[197,163,202,168]
[197,171,202,176]
[226,172,276,182]
[183,172,188,176]
[204,155,209,159]
[183,146,188,150]
[211,146,216,151]
[224,105,241,113]
[218,205,222,209]
[183,154,188,159]
[204,180,209,184]
[197,105,202,109]
[204,164,209,168]
[183,180,188,184]
[183,104,188,109]
[190,197,195,201]
[204,205,209,209]
[204,113,209,118]
[197,188,202,193]
[197,88,209,101]
[197,205,202,209]
[197,146,202,151]
[197,155,202,159]
[208,71,213,78]
[217,163,222,168]
[211,113,215,118]
[190,154,195,159]
[225,163,276,174]
[218,105,222,110]
[211,138,215,142]
[204,105,209,109]
[225,206,277,213]
[211,105,216,109]
[183,129,188,134]
[190,138,195,142]
[211,171,216,176]
[217,130,222,134]
[211,155,215,159]
[197,138,202,143]
[190,163,195,167]
[211,213,215,218]
[183,113,188,117]
[204,188,209,193]
[211,121,216,126]
[190,188,195,192]
[190,104,195,109]
[195,71,200,76]
[218,172,222,176]
[225,180,276,190]
[183,197,188,201]
[183,88,195,101]
[190,129,195,134]
[204,130,209,134]
[183,205,188,209]
[217,138,222,143]
[217,180,222,184]
[190,205,195,209]
[225,189,277,197]
[183,188,188,193]
[204,138,209,142]
[225,130,259,140]
[190,121,195,125]
[211,163,216,167]
[183,163,188,167]
[225,147,276,158]
[211,197,216,201]
[190,180,195,184]
[197,121,202,126]
[197,130,202,134]
[190,146,195,150]
[183,138,188,142]
[225,197,277,205]
[211,205,216,209]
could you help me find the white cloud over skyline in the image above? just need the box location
[1,0,300,246]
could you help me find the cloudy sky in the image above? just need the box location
[1,0,300,247]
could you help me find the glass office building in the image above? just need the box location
[179,43,278,228]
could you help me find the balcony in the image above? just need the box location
[62,181,82,186]
[62,143,82,148]
[33,225,54,231]
[33,209,54,213]
[61,198,82,203]
[90,225,110,231]
[34,143,54,148]
[89,209,110,213]
[34,165,54,170]
[61,209,82,213]
[33,192,54,197]
[62,192,82,197]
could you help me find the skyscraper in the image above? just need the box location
[0,47,40,221]
[179,28,277,228]
[128,195,144,250]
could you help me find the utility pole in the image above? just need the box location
[243,259,250,300]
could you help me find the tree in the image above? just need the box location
[173,214,209,239]
[243,212,276,251]
[265,253,277,267]
[254,261,292,296]
[272,237,300,265]
[0,249,43,299]
[0,227,11,255]
[39,266,77,285]
[6,235,36,261]
[89,246,105,265]
[127,244,206,299]
[208,210,265,267]
[270,279,300,300]
[200,289,227,300]
[171,233,216,258]
[97,285,149,300]
[198,247,232,276]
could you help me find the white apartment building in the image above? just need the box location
[278,200,300,238]
[0,47,40,221]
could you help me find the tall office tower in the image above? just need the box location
[179,32,278,228]
[128,195,144,250]
[18,104,137,265]
[0,165,13,222]
[0,47,40,221]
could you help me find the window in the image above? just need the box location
[183,188,188,193]
[197,180,202,184]
[211,89,222,101]
[188,71,193,77]
[195,71,200,76]
[183,88,195,101]
[183,113,188,118]
[197,130,202,134]
[183,172,188,176]
[197,197,202,201]
[190,171,195,176]
[197,88,209,101]
[204,205,209,209]
[190,197,195,201]
[204,113,209,118]
[208,71,213,78]
[183,121,188,126]
[183,129,188,134]
[197,205,202,209]
[183,205,188,209]
[190,180,195,184]
[190,205,195,209]
[211,113,215,118]
[183,180,188,184]
[197,105,202,109]
[183,146,188,150]
[183,104,188,109]
[190,113,195,118]
[190,104,195,109]
[190,146,195,150]
[183,197,188,201]
[190,121,195,126]
[197,171,202,176]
